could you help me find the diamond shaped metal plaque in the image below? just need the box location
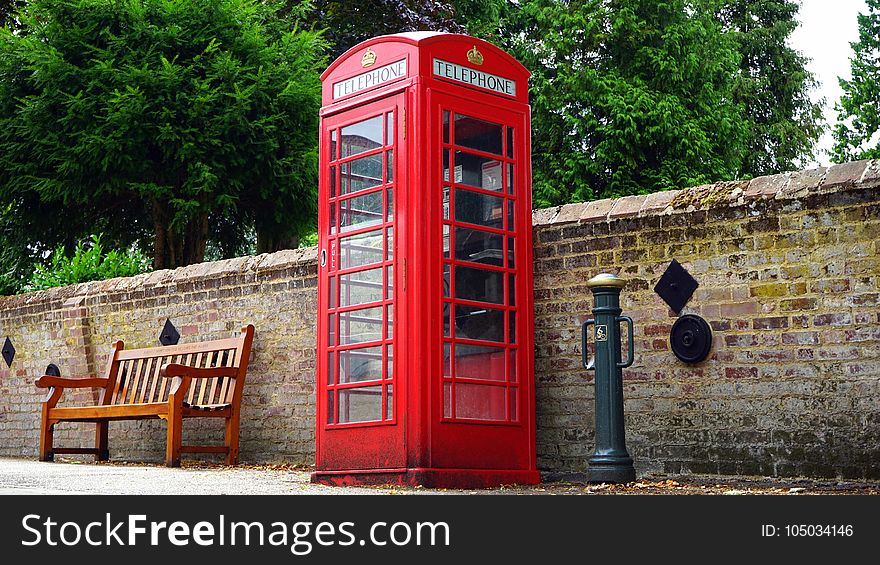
[654,259,699,314]
[2,337,15,367]
[159,319,180,346]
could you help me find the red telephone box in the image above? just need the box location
[313,32,538,487]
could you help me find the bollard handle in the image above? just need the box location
[581,319,595,370]
[616,316,634,369]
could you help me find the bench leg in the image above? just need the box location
[165,406,183,468]
[39,420,54,462]
[95,421,109,462]
[224,413,240,466]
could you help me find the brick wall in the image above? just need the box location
[533,159,880,479]
[0,249,319,463]
[0,159,878,479]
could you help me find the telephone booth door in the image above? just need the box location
[431,93,534,471]
[316,94,406,471]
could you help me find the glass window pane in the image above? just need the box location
[339,190,383,233]
[443,343,452,377]
[386,188,393,221]
[508,311,516,344]
[329,202,336,235]
[339,267,383,308]
[339,229,383,270]
[507,163,514,194]
[442,110,450,144]
[330,166,337,198]
[455,226,504,265]
[506,127,513,158]
[339,306,384,345]
[455,343,506,381]
[386,150,393,183]
[455,383,506,421]
[331,130,338,161]
[508,273,515,306]
[338,346,382,383]
[327,390,335,424]
[385,266,394,299]
[509,349,517,383]
[329,276,337,309]
[338,386,382,424]
[509,387,518,421]
[327,351,335,385]
[386,304,393,339]
[341,115,383,158]
[454,114,503,155]
[507,200,514,231]
[444,302,452,337]
[456,151,502,191]
[386,112,393,146]
[385,384,393,420]
[328,313,335,346]
[454,304,505,343]
[443,382,452,418]
[443,225,451,258]
[455,265,504,305]
[443,264,451,297]
[385,344,393,380]
[386,227,393,261]
[442,185,450,219]
[507,236,515,268]
[455,188,504,229]
[340,154,383,195]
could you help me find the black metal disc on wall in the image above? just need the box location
[670,314,712,364]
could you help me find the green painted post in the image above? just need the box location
[582,273,636,483]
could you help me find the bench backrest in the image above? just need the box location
[99,325,255,407]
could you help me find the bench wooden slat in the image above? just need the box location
[50,402,169,420]
[127,358,144,405]
[183,353,197,404]
[196,352,210,405]
[207,353,220,405]
[146,356,162,403]
[117,337,242,360]
[113,360,130,404]
[137,357,153,404]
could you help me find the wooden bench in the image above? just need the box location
[36,325,255,467]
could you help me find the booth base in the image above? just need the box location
[311,467,541,489]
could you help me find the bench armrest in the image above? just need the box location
[159,364,238,379]
[36,376,109,389]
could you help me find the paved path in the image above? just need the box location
[2,457,878,495]
[0,458,402,495]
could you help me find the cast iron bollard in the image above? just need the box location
[582,273,636,483]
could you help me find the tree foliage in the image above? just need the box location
[0,0,326,273]
[24,235,151,292]
[304,0,506,61]
[719,0,824,175]
[832,0,880,162]
[508,0,748,206]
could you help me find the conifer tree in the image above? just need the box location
[832,0,880,161]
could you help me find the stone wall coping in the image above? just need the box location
[2,160,877,309]
[0,246,318,311]
[530,159,880,227]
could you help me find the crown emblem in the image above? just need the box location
[361,48,377,68]
[466,45,484,66]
